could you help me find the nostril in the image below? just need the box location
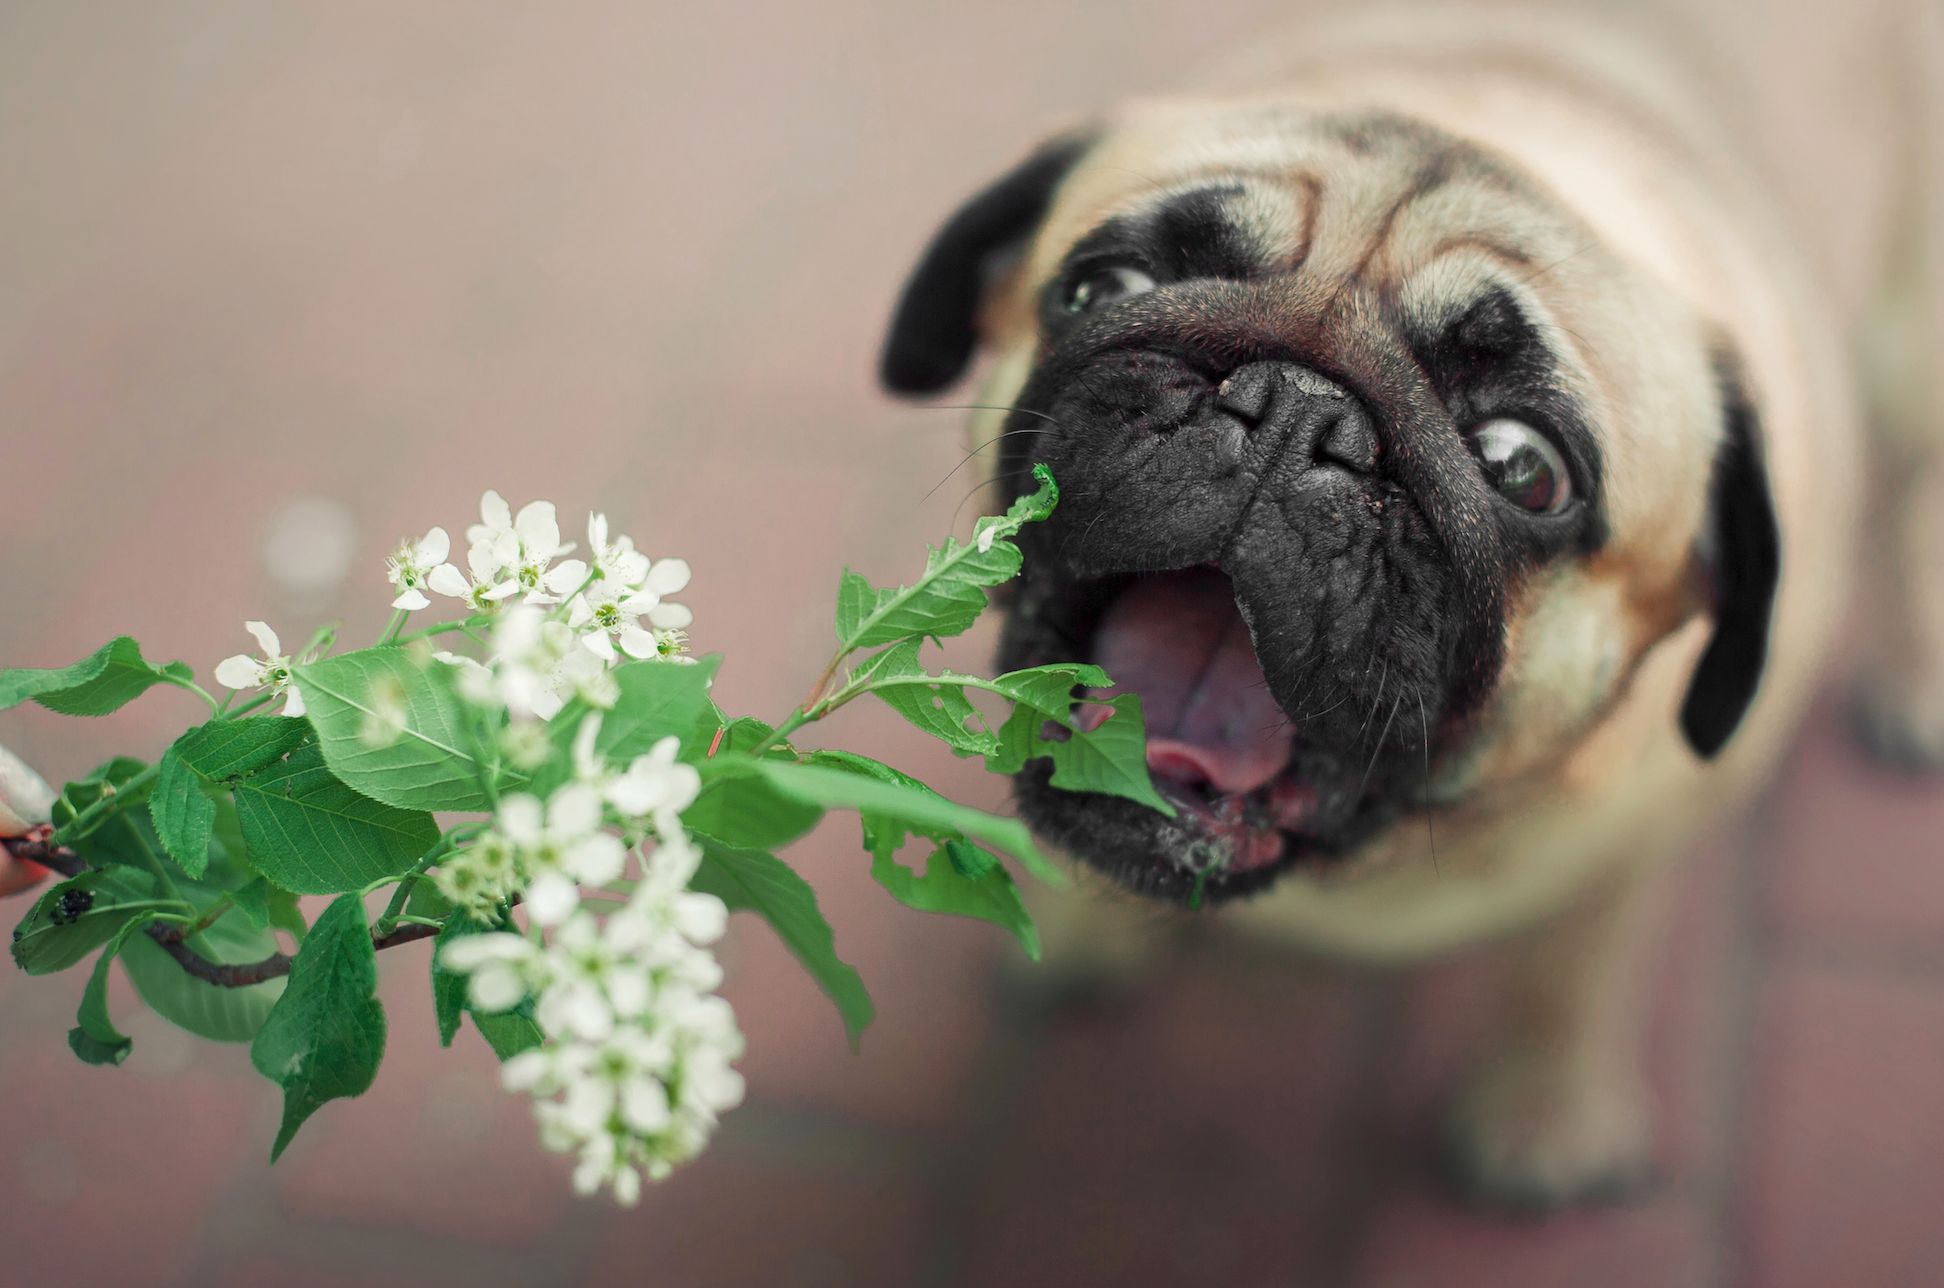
[1316,408,1380,473]
[1215,363,1280,422]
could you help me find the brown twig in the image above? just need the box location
[3,827,86,879]
[144,917,446,987]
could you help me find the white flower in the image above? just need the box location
[586,512,651,585]
[432,828,521,920]
[606,736,700,822]
[490,607,616,720]
[640,558,694,631]
[496,784,627,923]
[428,540,524,613]
[568,581,664,663]
[213,621,306,717]
[385,527,450,611]
[440,931,543,1012]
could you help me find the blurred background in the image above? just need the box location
[2,1,1940,1284]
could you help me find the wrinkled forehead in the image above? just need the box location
[1025,103,1591,303]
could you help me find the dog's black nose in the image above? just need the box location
[1215,360,1379,474]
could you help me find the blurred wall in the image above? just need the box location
[0,2,1916,1285]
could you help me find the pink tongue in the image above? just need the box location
[1082,569,1293,796]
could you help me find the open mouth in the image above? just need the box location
[1077,567,1318,878]
[1002,560,1403,906]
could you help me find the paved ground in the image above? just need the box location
[3,2,1939,1284]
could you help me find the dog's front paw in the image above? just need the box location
[1853,669,1944,773]
[1439,1052,1654,1210]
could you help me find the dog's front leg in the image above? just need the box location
[1441,857,1682,1207]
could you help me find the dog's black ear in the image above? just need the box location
[1680,348,1782,758]
[880,132,1095,395]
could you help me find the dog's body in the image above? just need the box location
[880,3,1941,1203]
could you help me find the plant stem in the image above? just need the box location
[49,764,159,846]
[180,894,233,938]
[163,674,222,716]
[377,608,409,646]
[373,840,457,936]
[393,616,491,645]
[219,691,280,722]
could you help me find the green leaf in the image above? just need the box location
[172,716,312,782]
[534,656,722,795]
[10,867,185,975]
[68,912,161,1066]
[806,750,1038,957]
[231,743,440,894]
[226,876,301,938]
[293,648,499,812]
[120,910,288,1042]
[0,637,192,716]
[856,655,1174,818]
[682,762,824,851]
[251,893,387,1161]
[473,1010,545,1060]
[990,688,1175,816]
[856,640,1001,757]
[51,756,155,856]
[594,655,721,761]
[685,707,796,764]
[832,464,1058,652]
[431,910,546,1059]
[688,836,874,1049]
[151,749,217,877]
[758,760,1063,886]
[873,844,1039,960]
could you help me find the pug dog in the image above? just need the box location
[877,2,1942,1205]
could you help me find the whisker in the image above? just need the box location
[1418,691,1437,875]
[919,428,1054,505]
[1358,660,1389,741]
[1355,693,1403,800]
[913,403,1071,429]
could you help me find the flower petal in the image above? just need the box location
[647,601,692,629]
[498,794,545,845]
[549,783,604,837]
[619,590,660,614]
[418,526,451,564]
[214,655,263,690]
[515,501,561,556]
[480,489,512,533]
[581,630,617,663]
[281,687,306,718]
[245,621,282,656]
[566,833,626,885]
[644,558,692,596]
[392,589,431,611]
[427,563,471,598]
[527,872,581,926]
[484,579,523,601]
[619,627,659,660]
[588,511,608,551]
[544,559,589,594]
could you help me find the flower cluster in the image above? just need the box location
[216,489,699,721]
[208,486,736,1204]
[439,809,739,1204]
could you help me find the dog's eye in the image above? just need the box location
[1066,265,1157,314]
[1465,418,1573,514]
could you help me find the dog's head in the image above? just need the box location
[880,104,1778,904]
